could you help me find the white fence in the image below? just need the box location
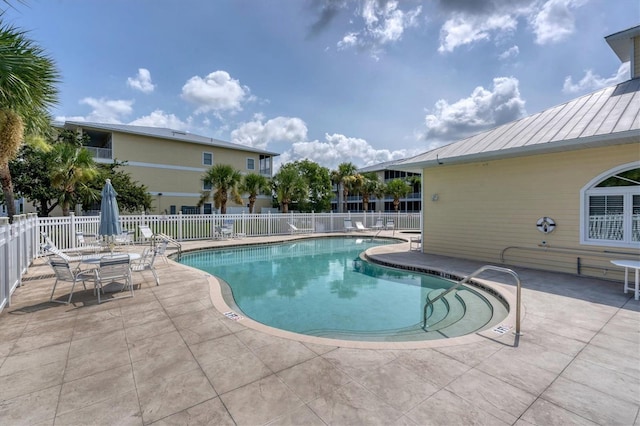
[1,211,421,313]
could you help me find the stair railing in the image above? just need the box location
[423,265,522,335]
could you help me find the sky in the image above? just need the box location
[3,0,638,171]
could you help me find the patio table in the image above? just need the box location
[81,253,140,294]
[611,259,640,300]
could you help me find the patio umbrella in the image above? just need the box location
[98,179,122,239]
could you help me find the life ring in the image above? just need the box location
[536,217,556,234]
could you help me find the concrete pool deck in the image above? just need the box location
[0,232,638,425]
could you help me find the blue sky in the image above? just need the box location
[4,0,637,170]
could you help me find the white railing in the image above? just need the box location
[0,214,39,313]
[0,211,420,313]
[589,214,640,241]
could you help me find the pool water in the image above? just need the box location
[179,237,508,341]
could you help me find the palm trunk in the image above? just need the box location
[0,162,16,221]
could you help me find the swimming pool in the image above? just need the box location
[179,237,509,342]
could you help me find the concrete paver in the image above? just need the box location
[0,233,638,425]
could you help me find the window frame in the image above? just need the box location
[580,161,640,248]
[202,152,213,166]
[246,158,255,171]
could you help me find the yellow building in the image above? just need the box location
[398,25,640,279]
[62,121,279,214]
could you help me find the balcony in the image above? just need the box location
[85,146,112,159]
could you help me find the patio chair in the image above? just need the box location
[95,254,133,304]
[372,218,384,230]
[42,241,86,264]
[139,225,154,244]
[385,220,395,232]
[114,230,133,247]
[131,248,159,286]
[354,221,369,232]
[76,232,102,253]
[288,223,313,234]
[215,224,233,240]
[154,238,170,263]
[410,236,422,251]
[344,219,356,232]
[48,258,95,304]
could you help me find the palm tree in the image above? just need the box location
[198,164,243,214]
[239,172,270,213]
[272,164,307,213]
[360,172,384,211]
[49,143,99,216]
[0,20,59,220]
[385,178,411,212]
[331,162,358,213]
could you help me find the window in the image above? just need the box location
[247,158,255,170]
[582,164,640,247]
[203,203,213,214]
[203,181,212,191]
[203,152,213,166]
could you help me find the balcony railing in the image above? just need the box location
[85,146,112,159]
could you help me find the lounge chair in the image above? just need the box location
[344,219,356,232]
[354,221,369,232]
[288,223,313,234]
[372,218,384,230]
[385,220,395,231]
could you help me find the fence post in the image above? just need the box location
[0,217,9,310]
[178,211,183,241]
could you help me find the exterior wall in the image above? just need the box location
[634,36,640,79]
[421,143,639,278]
[103,131,271,214]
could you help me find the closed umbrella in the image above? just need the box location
[99,179,122,242]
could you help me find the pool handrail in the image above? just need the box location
[423,265,522,336]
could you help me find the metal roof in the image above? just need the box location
[63,121,280,156]
[397,78,640,171]
[358,159,408,173]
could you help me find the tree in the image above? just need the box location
[385,178,412,212]
[0,20,59,220]
[331,162,359,213]
[9,143,59,216]
[290,159,332,212]
[272,164,307,213]
[239,173,270,214]
[360,172,384,212]
[198,164,243,214]
[49,142,99,216]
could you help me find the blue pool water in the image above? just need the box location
[179,237,506,341]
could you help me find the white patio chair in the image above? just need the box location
[354,221,369,232]
[385,220,395,231]
[410,236,422,251]
[372,218,384,230]
[76,232,102,253]
[154,238,170,263]
[344,219,356,232]
[48,258,95,304]
[95,254,133,304]
[131,248,159,286]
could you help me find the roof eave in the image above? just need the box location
[398,130,640,170]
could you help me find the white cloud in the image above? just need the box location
[439,13,517,53]
[129,109,190,129]
[126,68,155,93]
[231,115,309,150]
[336,0,422,57]
[76,97,134,123]
[181,70,251,115]
[498,45,520,60]
[530,0,585,45]
[563,62,630,93]
[275,133,421,171]
[422,76,526,143]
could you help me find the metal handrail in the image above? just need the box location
[155,233,182,260]
[423,265,522,335]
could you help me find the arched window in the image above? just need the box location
[581,162,640,248]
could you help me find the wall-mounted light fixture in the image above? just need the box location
[431,194,439,202]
